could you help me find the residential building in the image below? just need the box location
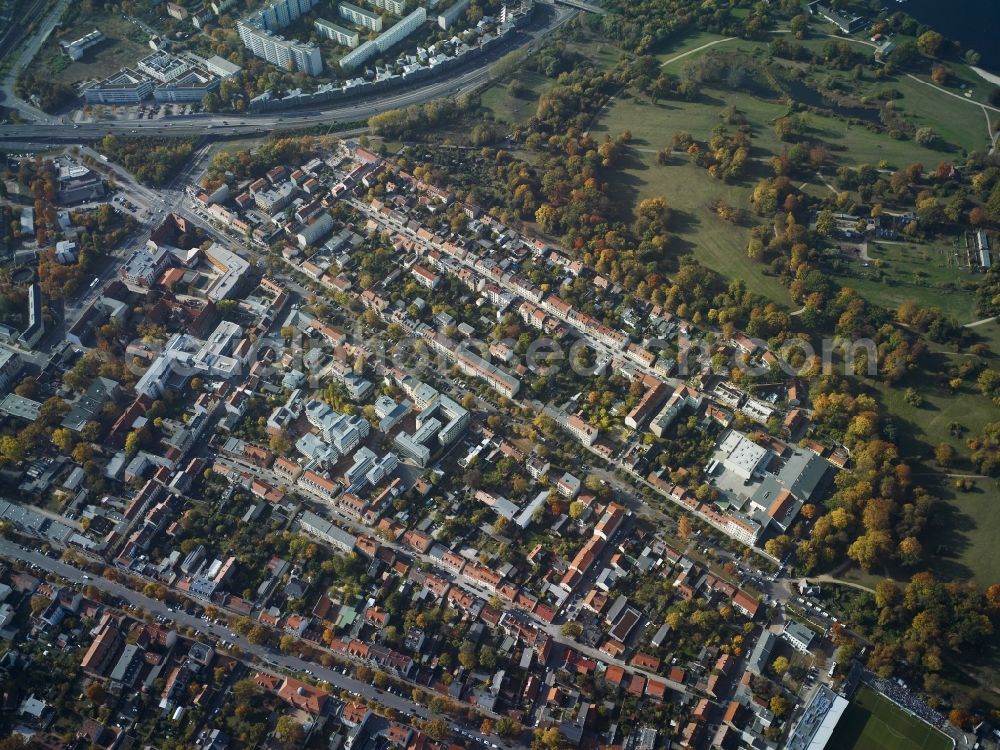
[566,413,598,447]
[339,1,382,30]
[783,620,816,653]
[437,0,469,28]
[0,350,23,393]
[338,7,426,69]
[236,0,323,75]
[120,244,172,287]
[370,0,406,14]
[236,24,323,75]
[20,284,44,348]
[314,18,360,47]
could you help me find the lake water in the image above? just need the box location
[901,0,1000,72]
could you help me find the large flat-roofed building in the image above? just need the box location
[783,620,816,653]
[0,394,41,421]
[339,1,382,29]
[201,54,242,78]
[254,182,297,212]
[153,66,221,102]
[137,51,190,82]
[57,162,105,204]
[120,244,172,287]
[237,0,324,74]
[807,2,864,33]
[786,685,850,750]
[136,321,246,399]
[296,211,335,248]
[254,0,319,29]
[237,25,324,75]
[204,243,250,301]
[62,29,104,61]
[314,18,360,47]
[83,68,155,104]
[718,430,771,481]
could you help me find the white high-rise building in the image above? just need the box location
[314,18,360,47]
[338,1,383,30]
[237,0,324,75]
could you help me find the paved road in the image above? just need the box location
[0,0,71,125]
[0,538,512,747]
[0,6,577,143]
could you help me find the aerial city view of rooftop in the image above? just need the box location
[0,0,999,748]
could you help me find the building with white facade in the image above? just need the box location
[296,212,335,248]
[370,0,407,15]
[0,350,23,393]
[314,18,360,47]
[137,51,191,82]
[154,67,220,102]
[237,0,324,74]
[437,0,468,29]
[304,400,370,454]
[135,321,247,399]
[19,284,44,349]
[62,29,104,61]
[204,243,250,301]
[338,1,382,30]
[338,6,426,68]
[237,25,323,74]
[83,69,155,104]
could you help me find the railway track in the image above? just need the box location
[0,0,52,74]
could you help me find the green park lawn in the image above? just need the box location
[588,112,793,303]
[481,37,621,127]
[480,71,556,127]
[833,239,979,324]
[583,26,995,308]
[876,74,994,155]
[869,320,1000,584]
[829,685,952,750]
[653,32,994,158]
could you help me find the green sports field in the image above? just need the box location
[828,686,952,750]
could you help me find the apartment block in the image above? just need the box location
[314,18,360,47]
[339,1,383,31]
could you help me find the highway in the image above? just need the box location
[0,537,511,748]
[0,6,577,144]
